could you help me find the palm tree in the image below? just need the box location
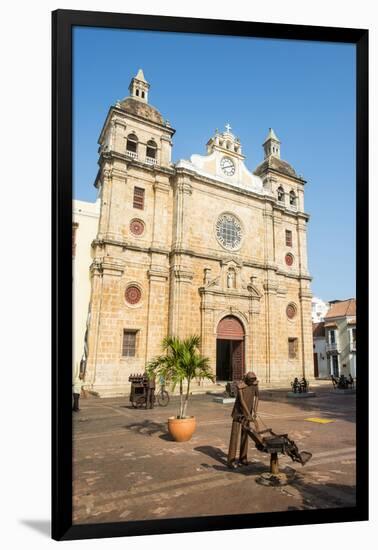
[146,335,214,418]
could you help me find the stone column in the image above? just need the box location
[168,263,193,338]
[248,277,261,378]
[199,293,216,376]
[299,283,314,380]
[84,260,103,390]
[297,216,309,276]
[151,176,170,249]
[171,175,192,250]
[85,257,125,395]
[145,267,169,363]
[160,134,172,166]
[97,166,112,240]
[106,166,127,242]
[263,204,275,266]
[263,276,279,384]
[92,258,125,395]
[169,175,193,337]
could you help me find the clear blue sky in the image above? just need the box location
[73,27,356,302]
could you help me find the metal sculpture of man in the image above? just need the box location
[227,371,312,481]
[227,371,259,468]
[144,373,156,409]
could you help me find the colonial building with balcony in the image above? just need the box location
[81,69,314,397]
[324,298,356,378]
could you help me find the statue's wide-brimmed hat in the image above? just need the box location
[245,371,258,382]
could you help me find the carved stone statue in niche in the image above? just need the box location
[227,269,236,289]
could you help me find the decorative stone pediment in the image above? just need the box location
[200,266,261,305]
[175,125,265,194]
[247,280,262,299]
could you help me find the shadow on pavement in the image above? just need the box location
[291,477,356,509]
[124,420,168,436]
[195,445,272,476]
[194,445,228,465]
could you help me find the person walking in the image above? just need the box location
[227,371,259,468]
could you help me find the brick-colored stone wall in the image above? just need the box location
[83,104,313,397]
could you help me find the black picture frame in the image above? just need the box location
[52,9,369,541]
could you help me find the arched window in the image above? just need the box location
[289,190,297,206]
[126,134,138,155]
[136,89,140,97]
[146,140,157,160]
[141,91,145,99]
[277,186,285,202]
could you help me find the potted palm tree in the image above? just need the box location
[146,335,214,442]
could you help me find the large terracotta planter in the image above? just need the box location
[168,416,196,442]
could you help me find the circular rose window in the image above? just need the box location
[285,253,294,266]
[130,219,145,236]
[125,285,141,305]
[215,213,242,250]
[286,303,297,319]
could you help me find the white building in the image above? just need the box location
[324,298,356,378]
[311,296,329,323]
[312,322,328,378]
[73,199,100,379]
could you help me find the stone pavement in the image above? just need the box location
[73,384,356,524]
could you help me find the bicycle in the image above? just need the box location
[129,382,170,408]
[156,384,170,407]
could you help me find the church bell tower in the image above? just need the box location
[263,127,281,159]
[128,68,150,103]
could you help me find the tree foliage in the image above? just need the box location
[146,335,213,418]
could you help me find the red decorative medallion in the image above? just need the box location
[286,304,296,319]
[285,253,294,266]
[125,285,141,305]
[130,219,145,236]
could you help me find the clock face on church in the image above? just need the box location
[220,156,235,176]
[216,214,242,250]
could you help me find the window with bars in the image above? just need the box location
[126,133,138,153]
[277,186,285,202]
[288,338,298,359]
[146,140,157,159]
[122,330,137,357]
[133,187,145,210]
[285,229,292,247]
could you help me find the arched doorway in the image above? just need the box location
[216,316,245,381]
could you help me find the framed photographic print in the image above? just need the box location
[52,9,368,541]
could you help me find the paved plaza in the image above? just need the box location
[73,384,356,524]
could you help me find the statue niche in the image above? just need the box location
[227,268,236,289]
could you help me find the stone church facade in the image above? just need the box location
[84,69,313,397]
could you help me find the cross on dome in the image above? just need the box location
[225,123,232,133]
